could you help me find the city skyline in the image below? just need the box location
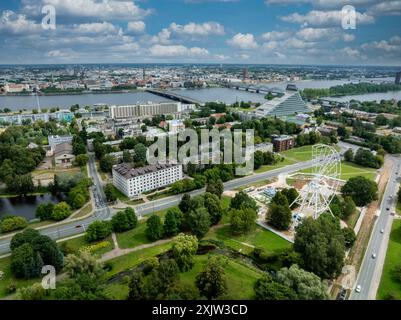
[0,0,400,66]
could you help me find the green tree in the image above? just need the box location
[99,154,116,173]
[163,208,182,237]
[230,191,258,211]
[111,208,137,233]
[56,251,107,300]
[145,215,164,241]
[86,221,112,242]
[128,272,146,301]
[122,150,133,163]
[133,143,148,164]
[341,176,378,206]
[229,208,257,235]
[16,283,49,300]
[254,275,296,300]
[204,192,223,225]
[171,233,198,272]
[35,202,55,221]
[294,215,346,279]
[74,154,89,167]
[206,179,224,198]
[344,148,354,162]
[11,243,43,279]
[275,264,329,300]
[267,203,292,230]
[104,184,117,203]
[281,188,299,208]
[196,256,227,300]
[51,202,72,221]
[187,207,211,239]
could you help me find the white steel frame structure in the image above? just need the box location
[291,144,342,219]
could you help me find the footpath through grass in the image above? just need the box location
[377,219,401,300]
[205,224,292,255]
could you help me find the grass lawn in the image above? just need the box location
[0,256,40,298]
[116,197,232,250]
[280,145,314,162]
[106,242,172,278]
[377,219,401,300]
[71,203,93,219]
[255,158,296,174]
[179,253,263,300]
[205,224,292,255]
[104,249,262,300]
[116,207,171,249]
[280,145,341,162]
[300,161,377,181]
[59,234,114,257]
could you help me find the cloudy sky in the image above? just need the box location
[0,0,400,65]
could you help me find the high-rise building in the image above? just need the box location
[110,102,182,119]
[396,71,401,85]
[243,68,249,80]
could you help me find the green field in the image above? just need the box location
[255,157,296,173]
[179,254,262,299]
[105,242,172,278]
[300,161,377,181]
[205,224,292,255]
[377,219,401,300]
[280,145,341,162]
[104,249,263,300]
[116,196,232,249]
[280,145,314,162]
[60,234,115,257]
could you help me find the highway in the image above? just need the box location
[0,158,314,256]
[350,155,401,300]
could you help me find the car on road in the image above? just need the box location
[372,253,376,259]
[75,225,82,229]
[355,285,362,293]
[380,229,384,234]
[386,207,390,211]
[336,288,347,300]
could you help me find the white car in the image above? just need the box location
[380,229,384,234]
[355,285,362,293]
[372,253,377,259]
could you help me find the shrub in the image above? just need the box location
[0,216,28,233]
[51,202,72,221]
[79,241,111,253]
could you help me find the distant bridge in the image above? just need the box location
[146,89,204,105]
[223,83,286,94]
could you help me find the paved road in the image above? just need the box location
[0,158,314,256]
[350,155,401,300]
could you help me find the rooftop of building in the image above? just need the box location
[113,162,180,179]
[54,142,73,157]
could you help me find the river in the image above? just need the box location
[0,78,398,110]
[0,194,64,221]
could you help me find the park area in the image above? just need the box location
[377,219,401,300]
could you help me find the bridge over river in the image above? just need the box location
[146,89,204,105]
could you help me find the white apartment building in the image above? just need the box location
[110,102,182,119]
[112,163,183,198]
